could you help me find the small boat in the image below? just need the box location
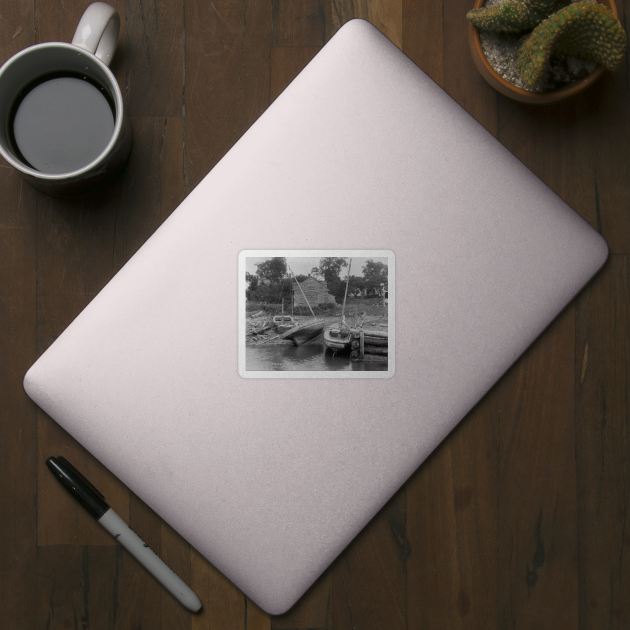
[281,319,325,346]
[273,315,295,333]
[324,257,354,353]
[323,325,353,352]
[281,260,327,346]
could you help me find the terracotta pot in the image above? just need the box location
[468,0,619,103]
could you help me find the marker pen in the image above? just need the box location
[46,456,202,613]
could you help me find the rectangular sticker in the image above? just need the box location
[238,250,395,378]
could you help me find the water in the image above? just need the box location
[246,343,388,372]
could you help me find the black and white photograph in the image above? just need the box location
[238,250,394,377]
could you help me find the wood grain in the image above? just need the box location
[403,0,444,88]
[0,155,38,630]
[190,549,247,630]
[184,0,271,191]
[0,5,39,629]
[271,0,332,46]
[443,0,497,131]
[35,0,127,96]
[270,47,322,103]
[331,486,408,630]
[112,116,185,270]
[497,305,579,629]
[407,392,498,629]
[576,256,630,629]
[126,0,184,117]
[271,573,332,629]
[37,416,129,546]
[113,495,193,629]
[332,0,403,48]
[1,0,629,627]
[36,545,119,630]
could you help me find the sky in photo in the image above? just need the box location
[245,256,389,279]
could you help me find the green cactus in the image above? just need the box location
[517,1,627,85]
[467,0,568,33]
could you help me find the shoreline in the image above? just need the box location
[246,312,389,346]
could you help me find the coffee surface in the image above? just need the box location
[12,74,115,174]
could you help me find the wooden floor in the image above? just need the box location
[1,0,629,628]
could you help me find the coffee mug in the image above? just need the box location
[0,2,132,197]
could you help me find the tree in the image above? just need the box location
[347,275,366,296]
[256,257,287,283]
[362,260,388,293]
[248,258,290,303]
[245,272,258,293]
[318,257,348,284]
[311,258,347,302]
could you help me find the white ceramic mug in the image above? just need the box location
[0,2,131,197]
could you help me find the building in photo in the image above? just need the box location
[293,276,336,307]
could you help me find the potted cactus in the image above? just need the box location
[467,0,627,102]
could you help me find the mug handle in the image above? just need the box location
[71,2,120,67]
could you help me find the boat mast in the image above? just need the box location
[341,258,352,326]
[286,259,317,319]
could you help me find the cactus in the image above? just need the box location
[517,1,627,85]
[467,0,568,33]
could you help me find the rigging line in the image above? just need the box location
[285,258,317,320]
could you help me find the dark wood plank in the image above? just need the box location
[496,97,598,224]
[0,0,36,55]
[402,0,444,88]
[331,0,402,48]
[331,486,407,630]
[443,0,497,131]
[190,549,248,630]
[36,0,127,94]
[107,494,193,629]
[270,47,321,103]
[126,0,183,117]
[271,573,332,629]
[272,0,332,46]
[407,393,499,629]
[575,0,630,253]
[576,256,630,629]
[497,305,578,628]
[582,72,630,254]
[0,133,38,630]
[37,416,129,546]
[36,545,119,630]
[184,0,272,192]
[112,116,185,270]
[0,5,39,629]
[159,117,187,219]
[247,600,272,630]
[36,0,125,46]
[495,78,629,257]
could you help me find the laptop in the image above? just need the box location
[23,19,608,614]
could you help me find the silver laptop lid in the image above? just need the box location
[24,19,607,614]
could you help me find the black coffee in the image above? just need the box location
[10,73,115,174]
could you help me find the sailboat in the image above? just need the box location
[281,319,326,346]
[280,261,325,346]
[324,258,354,353]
